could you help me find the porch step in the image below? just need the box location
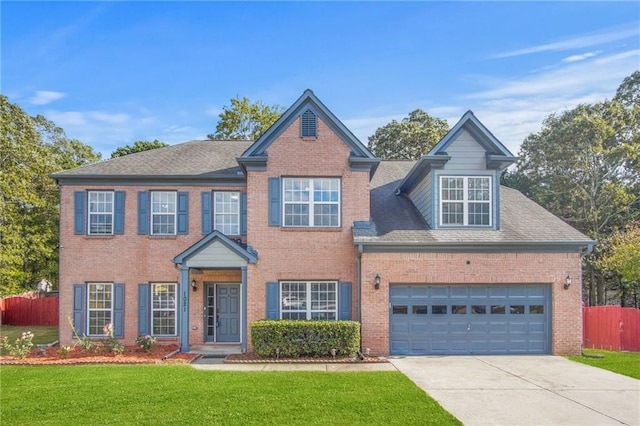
[189,344,242,356]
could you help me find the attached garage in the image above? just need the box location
[389,284,551,355]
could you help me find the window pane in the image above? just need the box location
[442,202,464,225]
[472,305,486,314]
[412,305,428,314]
[491,305,506,314]
[468,203,490,225]
[151,192,176,235]
[452,305,466,314]
[280,281,337,320]
[87,283,112,336]
[529,305,544,314]
[392,305,408,314]
[214,191,240,235]
[510,305,525,314]
[152,283,177,335]
[88,192,114,235]
[283,178,339,228]
[432,305,447,314]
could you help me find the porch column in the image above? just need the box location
[179,265,190,352]
[241,266,248,352]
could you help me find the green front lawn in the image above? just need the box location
[0,325,58,345]
[569,349,640,379]
[1,365,461,425]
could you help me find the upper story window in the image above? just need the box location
[281,281,337,320]
[151,191,176,235]
[301,109,317,137]
[283,178,340,227]
[214,191,240,235]
[88,191,114,235]
[440,176,492,226]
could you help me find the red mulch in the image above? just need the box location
[0,344,200,366]
[225,352,388,364]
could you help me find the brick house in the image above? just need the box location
[52,90,594,356]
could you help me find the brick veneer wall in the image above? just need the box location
[244,117,371,349]
[360,251,583,356]
[58,184,245,346]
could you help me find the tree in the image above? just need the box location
[598,222,640,307]
[0,95,100,295]
[110,139,169,159]
[367,109,449,160]
[208,97,285,141]
[506,72,640,305]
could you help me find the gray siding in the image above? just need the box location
[442,130,487,172]
[188,240,247,268]
[409,173,433,227]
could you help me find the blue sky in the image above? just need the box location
[3,2,639,158]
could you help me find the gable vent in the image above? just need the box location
[301,109,317,137]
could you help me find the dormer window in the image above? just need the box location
[440,176,491,226]
[301,109,317,137]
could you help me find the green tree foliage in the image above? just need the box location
[208,97,285,141]
[598,222,640,307]
[110,139,169,159]
[0,95,101,295]
[506,72,639,306]
[367,109,449,160]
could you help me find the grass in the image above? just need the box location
[0,365,460,425]
[569,349,640,379]
[0,325,58,345]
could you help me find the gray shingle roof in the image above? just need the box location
[51,140,252,179]
[355,161,594,246]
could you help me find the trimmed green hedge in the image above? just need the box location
[251,320,360,358]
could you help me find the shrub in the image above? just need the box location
[136,335,157,353]
[251,320,360,358]
[1,331,35,359]
[101,323,125,355]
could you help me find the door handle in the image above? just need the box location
[467,323,471,331]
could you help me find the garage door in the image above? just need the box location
[389,285,550,355]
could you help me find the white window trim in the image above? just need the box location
[150,191,177,235]
[87,191,114,235]
[87,283,113,336]
[439,175,492,227]
[214,191,240,235]
[282,178,341,228]
[280,281,338,320]
[151,283,177,336]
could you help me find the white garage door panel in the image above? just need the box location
[389,284,551,355]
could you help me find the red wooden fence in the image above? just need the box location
[0,296,59,326]
[583,306,640,352]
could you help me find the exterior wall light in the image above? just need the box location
[191,279,198,292]
[375,274,381,290]
[564,275,572,290]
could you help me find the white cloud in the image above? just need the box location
[30,90,67,105]
[493,24,638,58]
[562,51,599,63]
[204,107,222,117]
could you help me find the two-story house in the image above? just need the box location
[52,90,594,356]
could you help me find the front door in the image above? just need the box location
[205,283,240,343]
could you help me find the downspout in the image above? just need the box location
[357,244,363,354]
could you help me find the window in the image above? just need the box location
[151,191,176,235]
[214,192,240,235]
[281,281,336,320]
[301,109,317,137]
[88,191,113,235]
[283,178,340,227]
[152,283,177,336]
[87,283,112,336]
[440,176,491,226]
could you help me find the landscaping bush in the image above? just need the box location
[251,320,360,358]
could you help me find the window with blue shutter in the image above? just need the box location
[74,192,86,235]
[72,284,86,336]
[114,191,125,234]
[201,192,212,234]
[266,282,279,319]
[138,284,150,336]
[338,282,352,320]
[177,191,189,234]
[301,109,317,137]
[138,191,149,235]
[268,177,281,226]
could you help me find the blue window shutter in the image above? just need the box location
[268,177,281,226]
[266,282,279,319]
[338,282,352,320]
[74,191,86,235]
[201,192,212,234]
[137,191,149,235]
[114,191,125,235]
[177,192,189,234]
[240,192,248,235]
[73,284,86,336]
[138,283,150,336]
[113,284,125,338]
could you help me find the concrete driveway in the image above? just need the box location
[390,356,640,426]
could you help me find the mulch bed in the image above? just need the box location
[0,344,199,365]
[224,352,388,363]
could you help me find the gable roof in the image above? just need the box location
[172,230,258,264]
[51,140,251,184]
[355,161,595,251]
[238,89,379,174]
[397,111,519,194]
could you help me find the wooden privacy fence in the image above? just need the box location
[0,296,59,326]
[583,306,640,352]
